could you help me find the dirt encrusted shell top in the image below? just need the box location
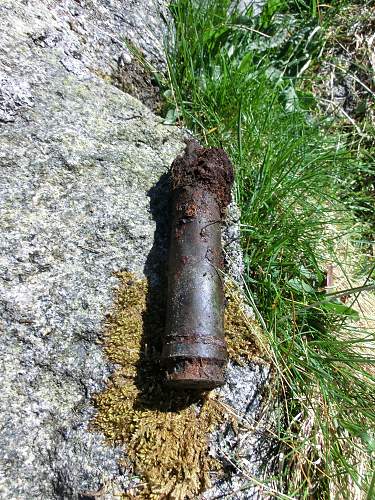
[171,140,234,212]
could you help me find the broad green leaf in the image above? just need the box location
[320,300,360,320]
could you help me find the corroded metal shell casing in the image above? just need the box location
[162,140,234,390]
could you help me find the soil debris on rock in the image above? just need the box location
[112,56,164,114]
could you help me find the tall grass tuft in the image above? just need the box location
[165,0,374,497]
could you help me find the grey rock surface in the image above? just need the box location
[206,363,275,500]
[0,1,272,498]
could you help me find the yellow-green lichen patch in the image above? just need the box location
[92,272,262,499]
[224,280,265,364]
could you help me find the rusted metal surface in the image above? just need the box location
[162,140,234,390]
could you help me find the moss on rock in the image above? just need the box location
[92,272,262,498]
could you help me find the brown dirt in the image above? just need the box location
[171,140,234,214]
[112,58,164,114]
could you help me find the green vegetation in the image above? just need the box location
[164,0,374,497]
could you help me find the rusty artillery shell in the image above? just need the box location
[161,140,234,390]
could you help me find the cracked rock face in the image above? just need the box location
[0,1,272,498]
